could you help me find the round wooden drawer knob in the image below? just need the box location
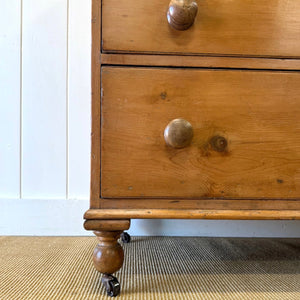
[164,118,194,148]
[167,0,198,31]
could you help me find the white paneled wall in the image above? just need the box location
[68,0,91,199]
[1,0,90,201]
[0,0,91,235]
[0,0,299,236]
[22,0,68,198]
[0,0,21,199]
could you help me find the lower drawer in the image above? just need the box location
[101,67,300,199]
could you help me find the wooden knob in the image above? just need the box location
[167,0,198,31]
[164,118,194,148]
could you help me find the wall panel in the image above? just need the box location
[68,0,91,199]
[0,0,21,198]
[22,0,68,198]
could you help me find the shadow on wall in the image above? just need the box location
[129,219,300,237]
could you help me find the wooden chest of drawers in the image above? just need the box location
[84,0,300,296]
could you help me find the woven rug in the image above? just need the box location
[0,236,299,300]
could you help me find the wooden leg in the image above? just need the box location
[93,230,124,275]
[84,219,130,297]
[93,231,124,297]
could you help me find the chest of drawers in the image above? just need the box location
[84,0,300,296]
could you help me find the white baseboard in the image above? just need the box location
[0,198,91,236]
[0,198,299,237]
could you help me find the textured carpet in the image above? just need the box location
[0,237,299,300]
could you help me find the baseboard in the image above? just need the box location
[0,198,299,237]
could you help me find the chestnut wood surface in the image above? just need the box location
[86,2,300,295]
[102,0,300,58]
[85,209,300,220]
[101,54,300,70]
[93,231,124,274]
[87,0,300,223]
[101,67,300,199]
[90,0,101,208]
[99,199,300,211]
[84,219,130,231]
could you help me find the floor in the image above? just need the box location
[0,236,299,299]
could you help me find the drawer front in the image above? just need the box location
[101,67,300,199]
[102,0,300,57]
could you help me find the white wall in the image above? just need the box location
[0,0,299,237]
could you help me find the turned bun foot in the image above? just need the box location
[85,220,130,296]
[93,231,124,296]
[93,231,124,275]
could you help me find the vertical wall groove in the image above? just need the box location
[66,0,70,199]
[20,0,23,198]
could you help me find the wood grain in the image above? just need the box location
[99,199,300,211]
[102,0,300,58]
[93,231,124,275]
[84,219,130,231]
[85,209,300,220]
[87,0,300,225]
[101,54,300,71]
[101,67,300,199]
[90,0,101,208]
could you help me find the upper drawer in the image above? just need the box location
[101,67,300,199]
[102,0,300,57]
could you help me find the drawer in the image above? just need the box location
[101,67,300,199]
[102,0,300,58]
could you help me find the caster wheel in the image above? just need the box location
[102,275,120,297]
[121,232,131,243]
